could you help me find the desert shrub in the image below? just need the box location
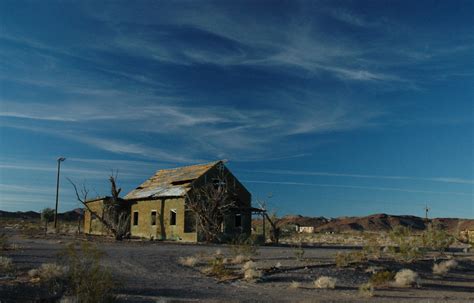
[203,256,233,279]
[358,283,374,297]
[0,256,14,275]
[178,256,198,267]
[335,252,351,267]
[37,263,68,281]
[433,259,458,276]
[0,233,8,251]
[363,235,381,259]
[393,269,419,287]
[289,281,301,289]
[293,243,305,261]
[422,223,454,252]
[29,263,68,294]
[335,251,366,267]
[231,254,249,264]
[369,270,395,287]
[61,242,115,302]
[388,226,423,262]
[314,276,337,289]
[229,235,259,259]
[242,261,262,282]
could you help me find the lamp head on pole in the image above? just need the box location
[57,157,66,162]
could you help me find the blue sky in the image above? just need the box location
[0,0,472,218]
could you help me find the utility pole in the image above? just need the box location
[424,204,430,221]
[54,157,66,229]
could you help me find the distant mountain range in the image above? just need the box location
[256,213,474,233]
[0,209,83,221]
[2,210,473,233]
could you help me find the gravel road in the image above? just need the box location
[2,227,474,302]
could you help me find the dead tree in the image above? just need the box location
[186,172,236,243]
[257,199,280,244]
[68,173,130,240]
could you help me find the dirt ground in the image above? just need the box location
[1,226,474,302]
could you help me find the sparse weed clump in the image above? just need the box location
[61,242,116,302]
[29,263,68,294]
[314,276,337,289]
[422,223,454,252]
[388,226,423,262]
[242,261,262,282]
[289,281,301,289]
[358,283,374,297]
[393,269,419,288]
[0,256,14,275]
[178,256,198,267]
[433,259,458,276]
[229,235,259,260]
[0,233,9,251]
[231,254,249,264]
[36,263,68,281]
[369,270,395,287]
[203,256,234,280]
[362,235,382,259]
[335,251,366,267]
[293,243,305,261]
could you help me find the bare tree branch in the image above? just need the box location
[67,175,129,240]
[257,198,280,244]
[186,170,236,242]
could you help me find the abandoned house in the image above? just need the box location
[83,160,253,242]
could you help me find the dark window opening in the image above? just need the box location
[235,213,242,227]
[151,211,157,226]
[170,209,177,226]
[212,178,226,190]
[184,210,196,233]
[171,179,194,186]
[133,212,139,226]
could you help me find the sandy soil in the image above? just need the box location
[1,227,473,302]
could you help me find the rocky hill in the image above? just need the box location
[254,213,474,233]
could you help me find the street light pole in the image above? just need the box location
[54,157,66,229]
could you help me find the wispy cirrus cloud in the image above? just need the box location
[239,169,474,185]
[243,180,473,196]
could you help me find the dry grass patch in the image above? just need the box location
[369,270,395,287]
[242,261,262,282]
[314,276,337,289]
[335,251,366,267]
[202,256,234,280]
[0,256,14,274]
[289,281,301,289]
[232,254,249,264]
[178,256,198,267]
[34,263,68,281]
[358,283,374,297]
[393,269,419,287]
[433,259,458,276]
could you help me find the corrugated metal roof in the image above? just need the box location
[124,160,222,200]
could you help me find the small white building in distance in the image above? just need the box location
[298,226,315,233]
